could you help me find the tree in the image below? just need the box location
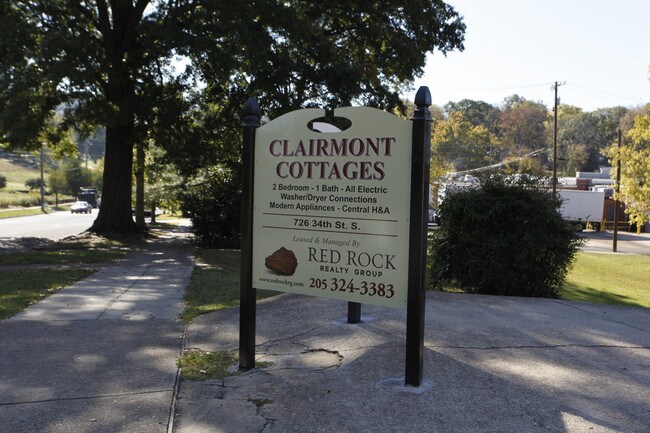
[1,1,466,234]
[48,169,69,207]
[64,161,93,198]
[498,95,549,157]
[443,99,500,134]
[556,108,627,175]
[606,110,650,232]
[431,111,500,172]
[429,177,583,297]
[25,178,45,191]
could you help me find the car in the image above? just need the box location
[70,201,92,214]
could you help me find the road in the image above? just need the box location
[0,211,96,253]
[580,230,650,255]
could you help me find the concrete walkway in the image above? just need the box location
[0,226,194,433]
[175,294,650,433]
[1,224,649,433]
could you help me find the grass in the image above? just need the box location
[0,208,48,219]
[0,157,43,207]
[428,251,649,309]
[176,348,272,381]
[0,249,125,265]
[0,157,40,190]
[181,249,278,323]
[0,269,95,319]
[560,252,650,308]
[183,248,649,323]
[176,349,239,380]
[0,234,130,319]
[176,349,240,380]
[0,156,74,209]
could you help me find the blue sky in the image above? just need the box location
[407,0,650,111]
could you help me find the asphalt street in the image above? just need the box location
[0,211,96,253]
[580,230,650,255]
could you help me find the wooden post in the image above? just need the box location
[239,98,260,371]
[405,87,431,386]
[613,129,621,252]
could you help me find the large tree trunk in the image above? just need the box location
[90,122,139,234]
[134,140,146,230]
[90,68,138,233]
[89,1,146,234]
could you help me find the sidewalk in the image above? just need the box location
[1,225,649,432]
[174,293,650,433]
[0,226,194,433]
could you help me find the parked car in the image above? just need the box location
[70,201,92,214]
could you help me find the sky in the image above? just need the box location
[407,0,650,112]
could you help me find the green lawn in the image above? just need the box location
[6,242,641,322]
[0,237,129,319]
[0,269,95,319]
[561,252,650,308]
[181,249,278,322]
[0,249,126,265]
[0,157,73,209]
[0,208,47,219]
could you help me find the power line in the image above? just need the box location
[564,83,644,106]
[552,81,566,196]
[431,82,553,93]
[446,148,548,177]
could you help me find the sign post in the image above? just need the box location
[405,87,432,386]
[239,98,260,371]
[240,87,431,385]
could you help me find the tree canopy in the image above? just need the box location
[432,111,499,172]
[0,0,466,233]
[606,107,650,231]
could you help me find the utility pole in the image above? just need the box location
[40,144,45,213]
[552,81,565,197]
[613,129,622,252]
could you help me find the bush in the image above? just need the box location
[429,177,583,298]
[25,178,45,191]
[18,197,39,207]
[0,175,7,189]
[181,167,241,248]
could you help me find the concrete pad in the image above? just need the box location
[175,292,650,433]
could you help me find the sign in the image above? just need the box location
[240,87,431,386]
[251,107,412,308]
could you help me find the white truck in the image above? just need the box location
[557,189,605,230]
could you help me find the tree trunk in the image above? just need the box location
[134,140,146,230]
[89,1,146,234]
[90,122,139,234]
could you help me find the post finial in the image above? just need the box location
[413,87,432,121]
[242,98,261,127]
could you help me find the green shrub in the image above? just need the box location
[429,177,583,298]
[25,178,45,191]
[18,197,39,207]
[181,167,241,248]
[0,175,7,189]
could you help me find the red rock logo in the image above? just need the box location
[265,247,298,276]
